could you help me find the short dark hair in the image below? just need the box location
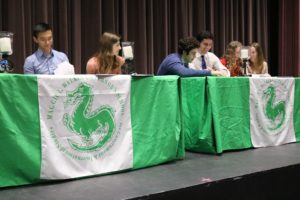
[195,31,214,43]
[33,22,52,38]
[178,37,199,54]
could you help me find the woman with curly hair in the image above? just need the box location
[220,41,244,76]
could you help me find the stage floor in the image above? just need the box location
[2,143,300,200]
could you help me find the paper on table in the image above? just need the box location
[251,74,271,78]
[122,46,133,60]
[54,61,75,75]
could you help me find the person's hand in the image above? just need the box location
[247,66,252,75]
[117,56,126,66]
[211,70,227,76]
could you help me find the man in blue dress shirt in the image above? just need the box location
[157,37,226,77]
[23,22,69,74]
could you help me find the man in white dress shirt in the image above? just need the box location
[190,31,230,76]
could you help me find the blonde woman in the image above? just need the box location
[220,41,243,76]
[86,32,125,74]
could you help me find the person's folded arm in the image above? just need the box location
[211,55,230,76]
[168,61,212,77]
[23,58,34,74]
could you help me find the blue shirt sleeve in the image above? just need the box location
[23,57,35,74]
[157,53,212,77]
[61,52,69,63]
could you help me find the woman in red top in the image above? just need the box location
[220,41,243,76]
[86,32,125,74]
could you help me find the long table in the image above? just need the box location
[1,75,299,188]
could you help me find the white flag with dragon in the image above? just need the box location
[250,77,296,147]
[38,75,133,179]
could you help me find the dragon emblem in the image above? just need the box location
[63,82,115,151]
[263,85,286,131]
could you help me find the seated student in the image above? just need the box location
[86,32,125,74]
[220,41,244,76]
[157,37,226,77]
[23,22,69,74]
[191,31,230,76]
[248,42,269,75]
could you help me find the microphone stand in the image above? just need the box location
[242,58,250,77]
[240,47,250,77]
[243,58,247,75]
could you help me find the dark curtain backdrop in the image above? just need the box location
[279,0,300,76]
[0,0,298,76]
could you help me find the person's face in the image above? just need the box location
[33,30,53,54]
[199,39,213,54]
[184,48,198,63]
[112,41,121,56]
[235,46,241,60]
[250,46,257,62]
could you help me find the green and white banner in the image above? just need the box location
[38,75,133,179]
[250,78,296,147]
[183,77,300,153]
[0,74,182,187]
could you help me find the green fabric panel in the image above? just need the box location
[294,78,300,141]
[0,74,41,187]
[180,77,216,153]
[131,76,183,169]
[207,77,252,153]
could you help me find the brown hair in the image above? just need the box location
[223,41,242,69]
[249,42,265,72]
[94,32,120,73]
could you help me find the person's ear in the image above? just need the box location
[33,37,38,43]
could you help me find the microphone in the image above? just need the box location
[240,47,250,76]
[240,47,249,60]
